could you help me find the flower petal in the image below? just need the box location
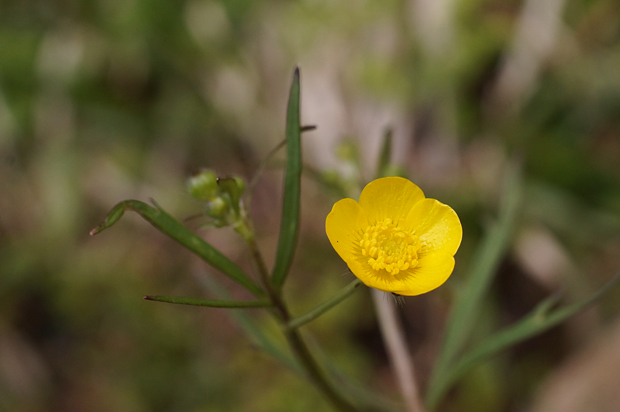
[350,252,455,296]
[325,198,368,263]
[405,198,462,257]
[393,252,455,296]
[359,177,425,224]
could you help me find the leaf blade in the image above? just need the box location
[91,200,264,296]
[144,295,271,308]
[196,271,303,374]
[430,272,620,407]
[272,67,302,289]
[427,163,523,408]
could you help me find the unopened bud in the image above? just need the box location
[188,170,219,201]
[217,176,246,210]
[233,177,246,196]
[205,197,228,218]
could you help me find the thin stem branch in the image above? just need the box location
[245,125,316,210]
[245,138,287,210]
[288,279,362,330]
[371,289,425,412]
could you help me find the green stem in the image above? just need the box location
[283,326,358,412]
[244,231,359,412]
[287,279,362,330]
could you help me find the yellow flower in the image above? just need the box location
[326,177,462,296]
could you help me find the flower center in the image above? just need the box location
[359,218,420,276]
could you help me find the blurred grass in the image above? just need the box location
[1,0,620,411]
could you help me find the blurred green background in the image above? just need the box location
[1,0,620,411]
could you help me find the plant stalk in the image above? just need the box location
[244,231,359,412]
[372,289,425,412]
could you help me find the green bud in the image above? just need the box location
[188,170,219,201]
[233,177,246,196]
[205,197,228,218]
[217,176,246,212]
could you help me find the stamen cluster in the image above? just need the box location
[360,218,420,275]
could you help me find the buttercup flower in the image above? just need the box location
[326,177,462,296]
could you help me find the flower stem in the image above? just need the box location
[287,279,362,330]
[371,289,425,412]
[244,230,358,412]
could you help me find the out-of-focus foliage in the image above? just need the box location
[1,0,619,411]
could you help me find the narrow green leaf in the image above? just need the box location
[428,272,620,409]
[287,279,362,330]
[272,67,302,289]
[376,127,393,178]
[427,163,522,407]
[144,295,271,308]
[90,200,264,297]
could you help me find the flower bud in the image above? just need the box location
[205,197,227,218]
[233,177,246,196]
[188,170,219,201]
[217,176,246,210]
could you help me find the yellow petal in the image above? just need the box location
[405,198,462,257]
[359,177,425,224]
[350,252,455,296]
[345,256,380,289]
[325,198,368,263]
[393,252,455,296]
